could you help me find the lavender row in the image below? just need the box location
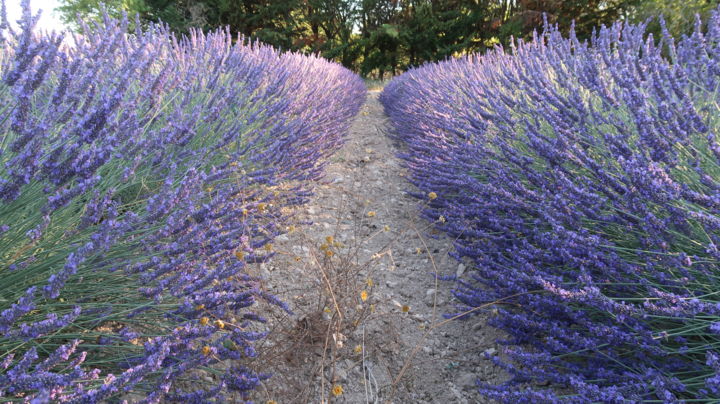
[382,10,720,402]
[0,1,365,402]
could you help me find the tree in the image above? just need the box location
[57,0,680,77]
[629,0,719,40]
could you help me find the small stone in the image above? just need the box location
[457,373,477,391]
[292,246,310,256]
[307,206,317,215]
[422,346,433,354]
[425,288,436,305]
[456,263,466,277]
[484,347,497,356]
[276,234,289,242]
[333,176,344,183]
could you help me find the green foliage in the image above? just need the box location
[57,0,711,77]
[630,0,719,39]
[57,0,147,29]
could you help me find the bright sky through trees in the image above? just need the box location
[5,0,66,32]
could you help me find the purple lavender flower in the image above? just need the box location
[382,7,720,402]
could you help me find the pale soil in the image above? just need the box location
[246,91,506,404]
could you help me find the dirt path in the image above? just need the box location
[250,91,505,403]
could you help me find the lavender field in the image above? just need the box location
[0,2,364,402]
[382,8,720,403]
[4,0,720,402]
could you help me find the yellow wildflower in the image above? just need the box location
[202,345,212,356]
[367,211,376,217]
[384,225,390,232]
[195,304,205,310]
[331,384,344,397]
[428,191,437,200]
[199,317,209,326]
[360,290,368,301]
[230,161,238,167]
[234,250,245,260]
[323,307,331,313]
[242,208,249,216]
[367,278,374,287]
[214,319,225,329]
[325,250,334,257]
[257,203,267,211]
[206,186,214,193]
[416,247,423,254]
[264,243,273,252]
[401,305,411,313]
[354,345,362,354]
[325,235,334,244]
[439,215,446,223]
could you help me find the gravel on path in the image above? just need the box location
[248,91,505,404]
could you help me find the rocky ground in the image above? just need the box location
[246,91,506,404]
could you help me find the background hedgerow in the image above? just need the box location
[0,1,364,402]
[381,8,720,402]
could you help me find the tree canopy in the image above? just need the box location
[57,0,720,77]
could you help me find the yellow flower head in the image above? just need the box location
[320,243,329,251]
[428,191,437,200]
[325,235,334,244]
[257,203,267,212]
[199,317,209,326]
[325,250,334,257]
[331,384,344,397]
[267,400,278,404]
[214,319,225,329]
[383,225,390,232]
[367,211,376,217]
[202,345,212,356]
[242,208,249,216]
[360,290,368,301]
[195,304,205,310]
[401,305,411,313]
[439,215,446,223]
[230,161,238,167]
[264,243,273,252]
[354,345,362,354]
[366,278,374,287]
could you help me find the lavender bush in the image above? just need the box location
[0,1,365,402]
[382,10,720,402]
